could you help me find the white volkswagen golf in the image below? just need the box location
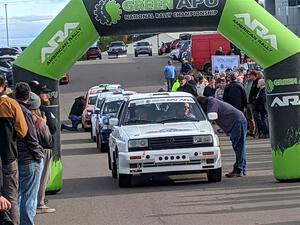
[108,92,222,187]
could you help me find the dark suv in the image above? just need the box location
[107,41,127,57]
[0,47,21,57]
[134,41,152,57]
[86,47,102,60]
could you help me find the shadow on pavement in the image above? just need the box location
[146,203,300,217]
[61,138,93,145]
[62,147,99,156]
[260,222,300,225]
[48,174,298,200]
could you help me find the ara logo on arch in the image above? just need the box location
[234,13,278,50]
[41,23,80,64]
[271,95,300,107]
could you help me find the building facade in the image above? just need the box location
[265,0,300,36]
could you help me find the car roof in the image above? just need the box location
[104,91,137,102]
[127,92,193,100]
[0,55,17,60]
[88,84,122,94]
[110,41,125,45]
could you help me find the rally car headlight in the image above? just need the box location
[128,139,148,148]
[193,135,213,144]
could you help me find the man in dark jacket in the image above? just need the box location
[198,96,247,177]
[203,79,216,97]
[180,60,193,75]
[0,76,28,225]
[61,96,85,131]
[29,81,56,135]
[15,82,44,225]
[248,70,260,105]
[177,75,198,97]
[248,70,260,137]
[223,72,247,112]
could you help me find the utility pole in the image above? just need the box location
[3,0,33,47]
[5,3,9,46]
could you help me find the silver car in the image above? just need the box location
[134,41,152,57]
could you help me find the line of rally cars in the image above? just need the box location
[82,84,222,187]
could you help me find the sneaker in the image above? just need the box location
[225,171,243,178]
[36,205,56,214]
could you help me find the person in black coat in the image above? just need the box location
[254,79,269,138]
[29,81,57,135]
[180,60,193,75]
[203,79,216,97]
[61,96,85,131]
[223,73,247,112]
[248,70,260,105]
[177,75,198,97]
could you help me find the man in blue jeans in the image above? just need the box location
[163,59,176,92]
[15,82,44,225]
[198,96,247,177]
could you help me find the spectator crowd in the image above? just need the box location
[164,59,269,139]
[0,76,56,225]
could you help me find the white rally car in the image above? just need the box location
[108,92,221,187]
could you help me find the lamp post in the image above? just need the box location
[4,3,9,47]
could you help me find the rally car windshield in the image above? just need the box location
[102,100,123,117]
[88,95,98,105]
[123,97,205,125]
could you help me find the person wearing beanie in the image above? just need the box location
[15,83,44,225]
[28,82,56,214]
[0,76,28,224]
[28,93,55,214]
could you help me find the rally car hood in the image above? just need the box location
[121,121,212,139]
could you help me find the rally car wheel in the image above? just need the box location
[118,174,132,188]
[111,152,117,179]
[207,168,222,182]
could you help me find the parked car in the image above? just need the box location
[134,41,152,57]
[0,55,16,86]
[0,47,21,57]
[0,66,13,86]
[59,73,70,85]
[107,41,127,58]
[158,42,167,55]
[179,33,191,40]
[82,84,123,131]
[170,40,191,62]
[108,92,222,187]
[86,46,102,60]
[171,39,181,50]
[191,32,231,74]
[11,46,26,52]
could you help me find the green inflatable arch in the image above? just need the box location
[13,0,300,191]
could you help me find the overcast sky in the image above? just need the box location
[0,0,69,47]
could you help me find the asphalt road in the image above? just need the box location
[36,56,300,225]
